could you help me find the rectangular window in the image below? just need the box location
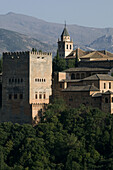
[60,83,62,88]
[109,82,111,89]
[14,94,17,99]
[9,94,12,100]
[20,94,23,99]
[104,83,106,89]
[9,79,11,83]
[112,97,113,103]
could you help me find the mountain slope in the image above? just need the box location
[0,28,57,56]
[89,35,113,52]
[1,12,113,46]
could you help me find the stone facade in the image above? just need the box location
[53,69,113,114]
[1,51,52,124]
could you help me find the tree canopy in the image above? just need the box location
[0,99,113,169]
[53,51,76,72]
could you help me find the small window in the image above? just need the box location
[37,57,40,59]
[60,83,62,88]
[70,45,71,49]
[42,79,43,82]
[67,44,68,49]
[39,93,42,99]
[71,73,75,80]
[38,79,39,82]
[76,73,80,79]
[43,93,46,99]
[105,97,108,103]
[112,97,113,103]
[9,94,12,100]
[9,79,11,83]
[20,94,23,99]
[14,94,17,99]
[109,82,111,89]
[12,78,14,83]
[42,57,44,59]
[21,78,23,83]
[44,79,46,82]
[35,94,38,99]
[104,83,106,89]
[40,79,41,82]
[18,79,20,84]
[35,79,37,82]
[15,79,17,83]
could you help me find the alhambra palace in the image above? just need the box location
[1,26,113,124]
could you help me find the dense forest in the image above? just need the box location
[0,99,113,169]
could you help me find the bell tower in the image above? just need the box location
[58,23,73,58]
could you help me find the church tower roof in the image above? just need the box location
[61,27,70,37]
[61,22,70,39]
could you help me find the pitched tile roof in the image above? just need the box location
[64,67,110,72]
[62,84,99,92]
[83,74,113,81]
[80,51,110,59]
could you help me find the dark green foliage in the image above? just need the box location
[53,51,66,72]
[0,57,2,73]
[1,100,113,169]
[53,51,76,72]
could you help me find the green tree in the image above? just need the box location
[53,50,66,72]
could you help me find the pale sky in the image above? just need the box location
[0,0,113,28]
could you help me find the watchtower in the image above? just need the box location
[2,51,52,124]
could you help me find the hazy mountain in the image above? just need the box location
[0,12,113,54]
[1,12,113,46]
[89,35,113,53]
[0,28,57,56]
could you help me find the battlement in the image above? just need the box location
[30,51,52,56]
[3,51,29,56]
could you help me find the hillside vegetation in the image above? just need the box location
[0,99,113,169]
[0,29,56,57]
[1,13,113,53]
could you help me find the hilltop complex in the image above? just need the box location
[1,26,113,124]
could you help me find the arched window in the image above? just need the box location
[39,93,42,99]
[35,94,38,99]
[71,73,75,80]
[43,93,46,99]
[81,73,85,79]
[67,44,68,49]
[70,45,71,49]
[76,73,80,79]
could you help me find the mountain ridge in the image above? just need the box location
[1,12,113,54]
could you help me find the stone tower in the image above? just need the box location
[58,24,73,58]
[2,51,52,124]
